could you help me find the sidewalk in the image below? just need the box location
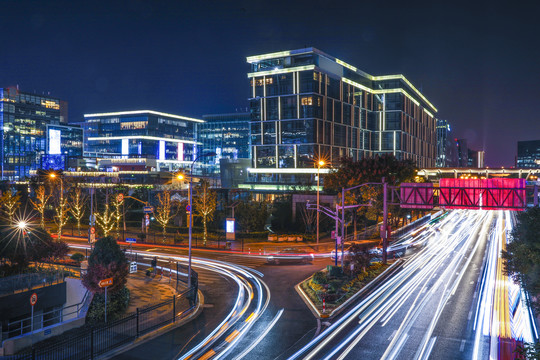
[125,270,180,314]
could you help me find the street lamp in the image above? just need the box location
[316,160,325,245]
[188,152,216,288]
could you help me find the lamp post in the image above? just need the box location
[316,160,325,245]
[188,152,216,288]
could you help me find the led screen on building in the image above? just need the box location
[48,129,61,155]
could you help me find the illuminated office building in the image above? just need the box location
[436,119,458,167]
[517,140,540,168]
[81,110,202,172]
[245,48,437,189]
[199,112,251,176]
[1,86,82,180]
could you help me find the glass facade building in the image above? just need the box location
[517,140,540,168]
[81,110,202,172]
[246,48,438,186]
[199,112,251,175]
[436,119,458,167]
[1,86,81,180]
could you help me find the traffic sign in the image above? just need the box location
[98,278,113,288]
[126,238,136,243]
[90,227,96,234]
[145,214,150,220]
[186,205,191,212]
[143,206,154,213]
[129,262,137,273]
[30,293,38,306]
[117,193,124,202]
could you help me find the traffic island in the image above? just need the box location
[295,260,402,319]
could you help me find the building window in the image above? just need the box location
[301,97,313,106]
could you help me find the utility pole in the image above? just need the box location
[382,177,389,264]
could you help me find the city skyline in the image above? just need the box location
[1,1,539,167]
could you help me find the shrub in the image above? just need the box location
[86,287,130,324]
[327,280,343,293]
[312,271,328,285]
[327,265,343,278]
[71,253,85,262]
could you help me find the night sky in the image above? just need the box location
[2,0,539,167]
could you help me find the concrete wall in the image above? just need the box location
[62,278,88,321]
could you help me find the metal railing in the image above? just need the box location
[0,271,66,296]
[3,289,92,340]
[7,286,197,360]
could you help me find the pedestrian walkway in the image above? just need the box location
[125,270,179,314]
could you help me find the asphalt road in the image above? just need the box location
[91,244,332,360]
[289,210,496,360]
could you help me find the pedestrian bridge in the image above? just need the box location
[398,178,537,210]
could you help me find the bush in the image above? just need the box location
[327,265,343,278]
[86,287,130,324]
[71,253,85,262]
[312,271,328,285]
[327,280,343,294]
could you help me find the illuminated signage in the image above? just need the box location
[48,129,61,155]
[159,140,165,161]
[121,139,129,156]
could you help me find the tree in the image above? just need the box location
[502,207,540,312]
[348,244,373,274]
[30,185,51,228]
[53,181,70,240]
[299,205,316,234]
[154,191,177,242]
[69,187,87,236]
[82,236,128,294]
[236,200,268,233]
[96,202,115,238]
[112,193,124,240]
[0,189,21,224]
[324,155,417,238]
[271,196,294,232]
[193,180,217,245]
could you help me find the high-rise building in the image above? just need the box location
[199,112,251,176]
[516,140,540,168]
[456,139,469,167]
[436,119,458,167]
[80,110,202,172]
[245,48,437,188]
[0,86,82,180]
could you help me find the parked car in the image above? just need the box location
[267,248,314,265]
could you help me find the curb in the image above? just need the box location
[294,260,403,320]
[99,290,205,360]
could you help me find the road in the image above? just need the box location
[289,210,497,360]
[68,241,332,359]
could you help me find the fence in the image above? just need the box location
[7,286,197,360]
[3,289,92,340]
[0,271,66,297]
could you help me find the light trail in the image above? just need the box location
[68,243,273,360]
[289,210,494,360]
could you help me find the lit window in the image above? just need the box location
[301,97,313,106]
[265,78,273,84]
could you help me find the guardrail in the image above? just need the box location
[7,286,197,360]
[2,288,91,341]
[0,272,66,297]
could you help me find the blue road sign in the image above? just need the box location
[186,205,191,212]
[143,206,154,213]
[126,238,137,243]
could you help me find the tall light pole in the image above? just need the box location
[188,152,216,288]
[316,160,325,245]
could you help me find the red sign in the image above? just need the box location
[90,226,96,234]
[30,293,38,306]
[98,278,113,288]
[145,214,150,219]
[117,193,124,202]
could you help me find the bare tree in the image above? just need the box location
[154,191,177,242]
[112,193,124,240]
[96,203,115,237]
[299,205,317,234]
[54,181,70,240]
[0,188,21,224]
[194,180,217,246]
[69,187,87,235]
[30,185,51,228]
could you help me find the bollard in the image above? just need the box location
[323,299,326,313]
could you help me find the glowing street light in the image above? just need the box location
[177,173,185,181]
[17,221,28,230]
